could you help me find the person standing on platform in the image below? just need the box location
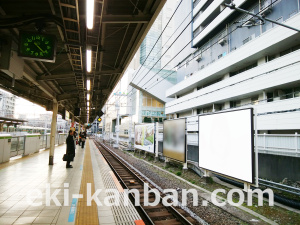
[74,131,78,145]
[66,130,75,168]
[79,130,83,146]
[81,129,87,148]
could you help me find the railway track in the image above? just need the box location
[93,140,197,225]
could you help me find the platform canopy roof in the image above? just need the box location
[0,0,165,123]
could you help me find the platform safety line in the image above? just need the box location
[68,198,78,222]
[109,171,124,193]
[75,140,99,225]
[134,219,145,225]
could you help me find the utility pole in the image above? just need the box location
[96,117,98,135]
[115,99,120,148]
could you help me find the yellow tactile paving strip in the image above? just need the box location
[75,140,99,225]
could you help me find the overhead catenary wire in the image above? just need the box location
[130,8,192,89]
[131,0,183,84]
[103,0,282,115]
[165,60,300,110]
[113,8,192,108]
[104,0,186,111]
[144,0,282,91]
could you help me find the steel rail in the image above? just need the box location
[94,140,194,225]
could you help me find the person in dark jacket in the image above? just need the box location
[81,130,87,148]
[66,130,75,168]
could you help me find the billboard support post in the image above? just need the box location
[203,169,212,184]
[183,129,188,169]
[128,115,132,150]
[183,162,188,169]
[155,122,159,161]
[164,157,169,167]
[254,107,259,187]
[243,182,252,203]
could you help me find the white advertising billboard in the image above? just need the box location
[198,108,254,183]
[134,124,155,153]
[163,119,186,162]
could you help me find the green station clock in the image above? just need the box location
[18,31,57,62]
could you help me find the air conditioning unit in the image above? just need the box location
[0,37,24,79]
[218,38,226,46]
[195,56,202,62]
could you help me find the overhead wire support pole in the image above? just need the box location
[224,3,300,32]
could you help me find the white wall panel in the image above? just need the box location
[257,98,300,114]
[257,111,300,130]
[186,116,198,131]
[131,66,174,103]
[166,51,300,114]
[167,13,300,98]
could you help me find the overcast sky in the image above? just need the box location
[15,97,52,119]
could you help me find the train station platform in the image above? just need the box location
[0,139,142,225]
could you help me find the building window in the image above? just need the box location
[251,96,259,105]
[147,97,152,107]
[265,54,276,62]
[267,92,273,102]
[230,100,241,108]
[230,63,257,77]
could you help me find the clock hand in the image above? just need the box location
[34,42,45,53]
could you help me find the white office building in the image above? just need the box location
[166,0,300,133]
[163,0,300,181]
[0,89,16,118]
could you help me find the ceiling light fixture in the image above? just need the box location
[87,93,90,101]
[86,0,95,29]
[87,101,90,107]
[86,46,92,72]
[87,80,90,91]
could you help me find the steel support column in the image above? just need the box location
[49,100,58,165]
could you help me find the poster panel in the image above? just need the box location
[198,108,254,183]
[163,119,186,162]
[134,123,155,153]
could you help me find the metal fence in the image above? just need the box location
[10,133,67,157]
[257,133,300,157]
[11,136,25,157]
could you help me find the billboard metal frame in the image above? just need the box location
[162,118,187,163]
[134,123,156,153]
[198,108,255,184]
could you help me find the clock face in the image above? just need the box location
[18,32,56,62]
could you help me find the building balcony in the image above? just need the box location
[193,0,224,33]
[167,13,300,98]
[193,0,247,46]
[193,0,209,18]
[165,49,300,114]
[257,97,300,130]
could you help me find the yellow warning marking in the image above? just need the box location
[135,219,146,225]
[75,140,99,225]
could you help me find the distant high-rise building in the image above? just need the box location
[0,89,16,118]
[140,13,162,70]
